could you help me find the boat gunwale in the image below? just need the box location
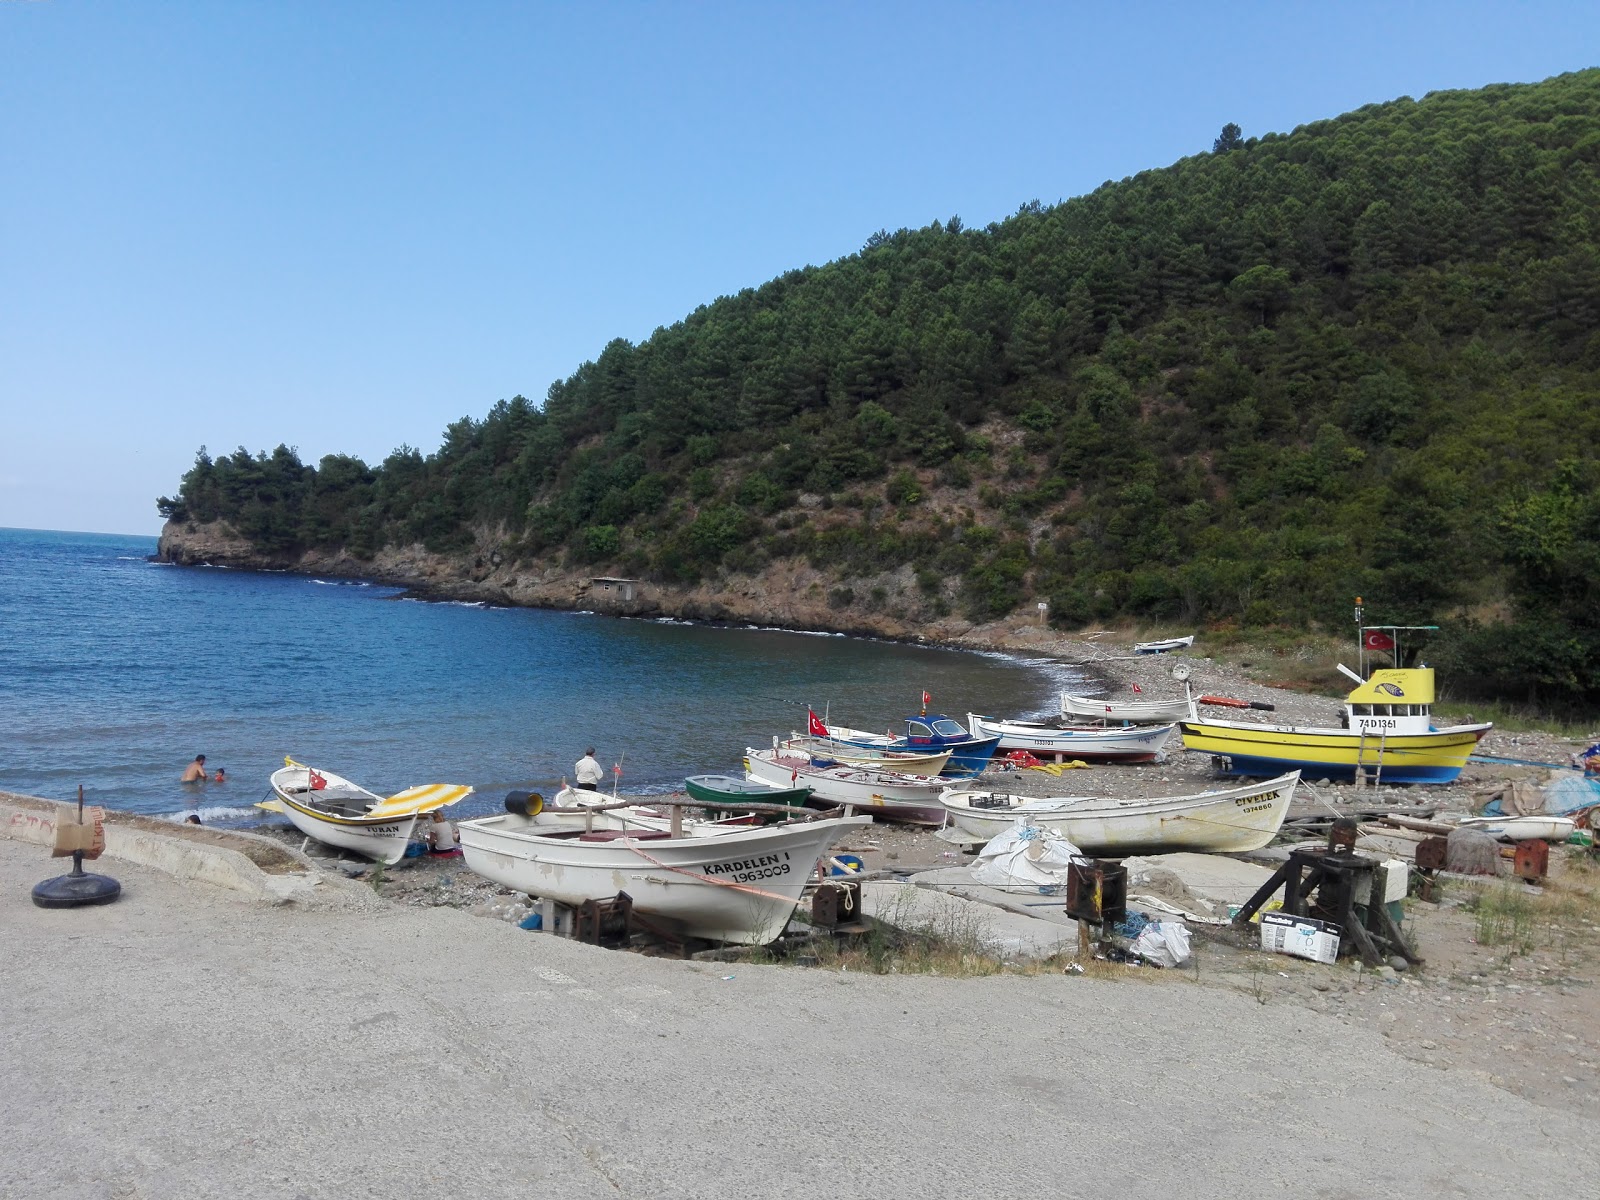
[939,771,1301,820]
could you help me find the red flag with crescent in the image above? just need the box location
[807,708,828,737]
[1364,631,1396,651]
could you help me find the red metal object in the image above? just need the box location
[1513,840,1550,882]
[1415,836,1449,872]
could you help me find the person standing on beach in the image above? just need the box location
[574,748,604,792]
[181,755,208,783]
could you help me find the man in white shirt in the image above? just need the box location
[574,748,604,792]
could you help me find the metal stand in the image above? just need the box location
[573,891,696,956]
[33,786,121,908]
[1232,847,1420,967]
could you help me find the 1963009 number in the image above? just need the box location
[702,850,794,885]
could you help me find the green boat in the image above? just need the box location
[684,774,813,810]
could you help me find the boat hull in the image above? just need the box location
[781,738,952,775]
[822,721,999,778]
[684,776,812,809]
[966,715,1176,763]
[1134,635,1194,655]
[272,789,418,864]
[1060,693,1192,724]
[746,749,948,824]
[940,772,1300,855]
[1179,719,1490,784]
[458,814,869,944]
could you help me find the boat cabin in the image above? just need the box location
[1343,667,1437,736]
[903,715,974,747]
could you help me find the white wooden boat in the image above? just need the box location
[1060,691,1193,723]
[1134,634,1195,655]
[940,772,1300,854]
[779,735,952,775]
[966,714,1176,763]
[458,810,870,944]
[545,787,751,836]
[818,715,1001,777]
[268,759,473,864]
[745,747,948,824]
[1458,815,1575,842]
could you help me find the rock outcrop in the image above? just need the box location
[155,519,1058,650]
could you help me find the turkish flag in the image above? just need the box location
[807,708,828,737]
[308,769,327,791]
[921,690,931,712]
[1364,631,1396,651]
[1131,683,1143,693]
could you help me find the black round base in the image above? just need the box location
[32,872,122,908]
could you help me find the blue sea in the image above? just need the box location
[0,527,1083,827]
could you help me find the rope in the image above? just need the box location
[619,840,812,905]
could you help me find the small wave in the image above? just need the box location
[116,555,144,561]
[741,624,844,637]
[163,804,263,823]
[652,617,695,626]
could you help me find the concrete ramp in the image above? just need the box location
[1,791,357,906]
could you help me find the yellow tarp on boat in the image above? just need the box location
[365,783,473,821]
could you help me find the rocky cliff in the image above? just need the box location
[156,518,1068,653]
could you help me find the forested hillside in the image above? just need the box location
[159,71,1600,710]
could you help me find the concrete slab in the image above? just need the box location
[864,879,1086,959]
[1,791,347,906]
[4,840,1597,1199]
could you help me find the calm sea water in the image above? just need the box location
[0,527,1083,826]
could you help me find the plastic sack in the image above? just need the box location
[970,820,1083,890]
[1130,920,1192,968]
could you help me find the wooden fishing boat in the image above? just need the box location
[457,807,870,944]
[778,736,952,775]
[1180,666,1491,785]
[267,759,473,864]
[820,713,1000,778]
[1060,692,1192,724]
[966,714,1177,763]
[744,747,949,824]
[684,774,813,810]
[1134,634,1195,655]
[939,771,1300,854]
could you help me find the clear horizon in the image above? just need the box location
[4,2,1597,536]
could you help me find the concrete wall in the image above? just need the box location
[0,791,345,906]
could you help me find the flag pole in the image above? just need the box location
[1354,596,1365,679]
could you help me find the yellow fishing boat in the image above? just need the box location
[1180,666,1490,784]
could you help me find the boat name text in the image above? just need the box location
[703,851,793,884]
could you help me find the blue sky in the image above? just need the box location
[3,2,1596,536]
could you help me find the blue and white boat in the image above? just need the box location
[819,713,1001,778]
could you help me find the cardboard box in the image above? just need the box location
[1259,911,1341,964]
[51,806,107,860]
